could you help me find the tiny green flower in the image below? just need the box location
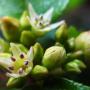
[27,3,65,37]
[0,43,34,78]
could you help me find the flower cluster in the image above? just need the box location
[0,3,88,89]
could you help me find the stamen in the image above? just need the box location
[39,22,43,26]
[8,66,14,70]
[20,53,24,59]
[35,17,38,22]
[19,68,23,74]
[24,61,29,65]
[39,15,43,20]
[11,57,16,62]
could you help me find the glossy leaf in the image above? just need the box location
[43,78,90,90]
[0,0,26,18]
[68,26,80,38]
[0,0,69,21]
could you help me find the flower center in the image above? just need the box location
[34,15,49,29]
[9,54,29,74]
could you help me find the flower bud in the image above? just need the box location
[67,51,83,61]
[42,46,66,70]
[33,43,44,65]
[50,67,64,76]
[54,42,63,47]
[20,31,36,47]
[7,77,26,88]
[0,16,20,42]
[20,11,30,29]
[65,59,86,73]
[75,31,90,62]
[0,38,9,52]
[67,37,75,50]
[55,22,68,43]
[9,43,28,53]
[31,65,48,78]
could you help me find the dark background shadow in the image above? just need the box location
[65,0,90,30]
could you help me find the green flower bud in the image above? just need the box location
[65,59,86,73]
[55,22,68,43]
[75,31,90,61]
[31,65,48,78]
[42,46,66,70]
[9,43,28,53]
[67,37,75,50]
[50,67,64,76]
[20,11,30,29]
[54,42,63,47]
[67,51,83,61]
[0,38,9,52]
[0,16,20,42]
[33,43,44,65]
[20,31,36,47]
[7,77,26,88]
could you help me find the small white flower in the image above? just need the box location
[27,3,65,36]
[0,43,34,78]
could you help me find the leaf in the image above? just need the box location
[0,88,21,90]
[0,0,69,21]
[68,26,80,38]
[28,0,69,21]
[66,0,85,11]
[61,78,90,90]
[0,0,26,18]
[43,78,90,90]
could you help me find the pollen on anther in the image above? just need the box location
[8,66,14,70]
[19,68,23,74]
[11,57,16,62]
[20,53,24,59]
[24,61,28,65]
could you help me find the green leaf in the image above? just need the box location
[0,0,84,22]
[0,0,26,18]
[0,0,69,21]
[0,88,21,90]
[43,78,90,90]
[66,0,85,11]
[60,78,90,90]
[28,0,69,21]
[68,26,80,38]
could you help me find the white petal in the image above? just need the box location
[27,16,35,28]
[27,47,34,61]
[42,20,65,31]
[10,43,24,59]
[0,53,12,69]
[43,7,54,24]
[26,66,33,74]
[6,72,27,78]
[28,3,38,24]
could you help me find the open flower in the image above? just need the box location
[27,3,65,36]
[0,43,33,78]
